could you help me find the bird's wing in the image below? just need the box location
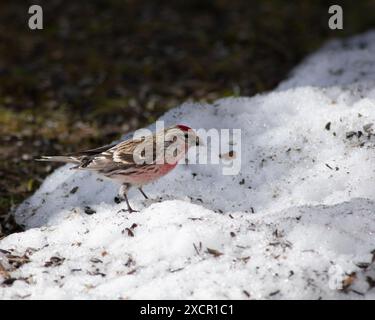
[80,136,156,170]
[66,143,117,157]
[36,143,117,164]
[111,136,159,164]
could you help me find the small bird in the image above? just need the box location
[37,124,201,213]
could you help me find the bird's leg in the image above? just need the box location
[115,184,138,213]
[123,192,138,213]
[138,187,149,200]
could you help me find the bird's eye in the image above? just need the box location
[184,133,189,139]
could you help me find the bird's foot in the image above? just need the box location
[116,206,139,214]
[114,197,139,213]
[127,208,139,213]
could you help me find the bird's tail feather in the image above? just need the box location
[35,156,80,164]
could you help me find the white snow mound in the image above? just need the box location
[1,31,375,299]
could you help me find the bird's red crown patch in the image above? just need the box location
[176,124,191,132]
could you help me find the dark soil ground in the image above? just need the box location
[1,0,374,237]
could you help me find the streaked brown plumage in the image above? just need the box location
[38,124,200,212]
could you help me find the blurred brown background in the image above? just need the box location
[0,0,374,235]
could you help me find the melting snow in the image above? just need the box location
[2,31,375,299]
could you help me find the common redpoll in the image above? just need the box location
[38,124,200,212]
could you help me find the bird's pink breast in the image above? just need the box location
[112,162,178,186]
